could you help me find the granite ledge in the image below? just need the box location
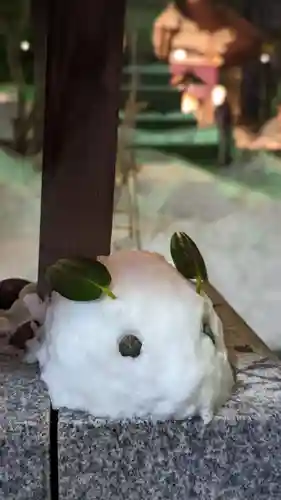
[2,331,281,499]
[58,355,281,500]
[1,337,50,500]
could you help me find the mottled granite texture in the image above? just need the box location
[58,354,281,500]
[2,322,281,500]
[1,334,50,500]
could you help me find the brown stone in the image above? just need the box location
[0,278,31,311]
[9,321,36,350]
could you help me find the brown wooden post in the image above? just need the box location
[38,0,126,292]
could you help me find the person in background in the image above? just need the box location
[241,0,281,128]
[153,0,262,65]
[153,0,263,127]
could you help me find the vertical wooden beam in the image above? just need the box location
[38,0,126,290]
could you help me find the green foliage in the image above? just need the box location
[170,232,208,294]
[0,0,31,82]
[46,258,117,302]
[0,0,29,32]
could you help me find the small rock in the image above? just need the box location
[9,321,36,350]
[0,278,31,310]
[118,334,143,358]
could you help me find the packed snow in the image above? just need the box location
[136,154,281,351]
[1,148,281,351]
[19,250,233,422]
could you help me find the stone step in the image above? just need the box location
[121,85,175,92]
[119,110,196,131]
[130,126,219,161]
[129,124,225,163]
[121,63,170,88]
[58,360,281,499]
[122,64,169,76]
[120,85,181,113]
[133,126,219,147]
[1,340,50,500]
[131,127,219,166]
[120,63,173,112]
[2,287,281,499]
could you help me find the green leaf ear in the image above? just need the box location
[46,257,117,301]
[170,232,208,294]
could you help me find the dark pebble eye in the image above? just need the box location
[202,322,216,346]
[119,334,142,358]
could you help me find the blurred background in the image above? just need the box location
[1,0,281,352]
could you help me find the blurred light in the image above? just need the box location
[211,85,227,106]
[20,40,30,52]
[181,91,198,114]
[171,49,188,63]
[260,53,270,64]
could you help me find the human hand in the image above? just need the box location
[152,4,181,59]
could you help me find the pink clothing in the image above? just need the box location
[170,63,219,100]
[170,63,218,86]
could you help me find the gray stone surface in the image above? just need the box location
[58,355,281,500]
[1,334,50,500]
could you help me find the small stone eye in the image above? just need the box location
[119,334,142,358]
[202,321,215,346]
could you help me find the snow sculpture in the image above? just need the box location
[25,249,234,423]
